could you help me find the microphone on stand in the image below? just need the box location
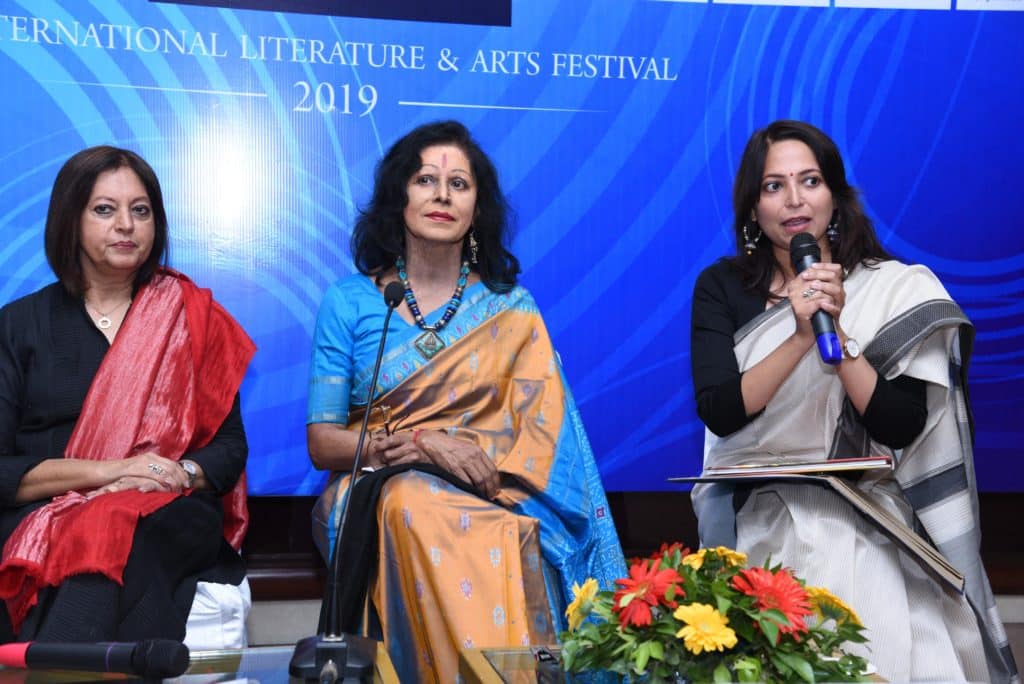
[789,232,842,365]
[289,281,406,683]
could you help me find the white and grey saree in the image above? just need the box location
[693,261,1017,683]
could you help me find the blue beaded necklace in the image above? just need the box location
[396,256,470,359]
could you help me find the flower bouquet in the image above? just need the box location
[561,544,869,683]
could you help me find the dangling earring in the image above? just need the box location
[468,231,479,264]
[826,211,840,245]
[743,223,761,256]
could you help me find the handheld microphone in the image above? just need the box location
[0,639,189,678]
[789,232,842,365]
[289,280,404,681]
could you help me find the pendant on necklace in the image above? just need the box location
[414,330,445,359]
[96,316,112,330]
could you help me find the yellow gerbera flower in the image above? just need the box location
[673,602,738,654]
[682,549,706,570]
[682,546,748,571]
[711,546,747,567]
[565,578,600,631]
[806,586,863,627]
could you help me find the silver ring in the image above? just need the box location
[148,463,164,475]
[801,288,817,299]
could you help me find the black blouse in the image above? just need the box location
[690,258,927,447]
[0,282,246,523]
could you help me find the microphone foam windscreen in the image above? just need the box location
[789,232,820,268]
[384,281,405,308]
[131,639,190,678]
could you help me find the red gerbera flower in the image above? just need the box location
[650,541,690,563]
[732,567,812,636]
[612,559,684,627]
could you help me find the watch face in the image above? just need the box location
[845,338,861,358]
[181,460,198,486]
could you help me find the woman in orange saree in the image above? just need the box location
[307,121,625,683]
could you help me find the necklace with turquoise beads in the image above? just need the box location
[395,256,470,359]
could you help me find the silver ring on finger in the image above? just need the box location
[801,288,817,299]
[147,463,164,475]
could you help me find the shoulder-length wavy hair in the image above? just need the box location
[350,120,520,292]
[731,120,891,298]
[45,145,168,297]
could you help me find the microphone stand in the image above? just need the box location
[289,282,405,682]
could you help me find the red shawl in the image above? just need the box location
[0,269,255,631]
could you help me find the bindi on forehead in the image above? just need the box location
[441,153,447,169]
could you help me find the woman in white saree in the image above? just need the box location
[689,120,1018,683]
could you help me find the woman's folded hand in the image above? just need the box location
[86,474,172,498]
[412,431,499,500]
[373,429,499,499]
[371,431,431,468]
[104,453,190,492]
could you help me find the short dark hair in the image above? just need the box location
[731,120,891,297]
[350,120,520,292]
[45,145,168,297]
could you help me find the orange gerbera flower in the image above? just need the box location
[612,559,684,627]
[632,542,691,568]
[651,541,690,561]
[732,567,812,636]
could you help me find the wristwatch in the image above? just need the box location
[180,460,198,488]
[843,337,861,360]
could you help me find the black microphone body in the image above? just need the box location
[789,233,842,365]
[289,281,404,681]
[0,639,190,678]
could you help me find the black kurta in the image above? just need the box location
[0,282,247,642]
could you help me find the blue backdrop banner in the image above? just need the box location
[1,0,1021,494]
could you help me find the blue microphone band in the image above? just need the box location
[817,332,842,366]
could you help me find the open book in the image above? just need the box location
[697,455,892,478]
[669,469,965,593]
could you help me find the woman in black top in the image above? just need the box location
[0,146,253,643]
[689,120,1016,683]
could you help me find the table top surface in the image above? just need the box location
[460,646,570,684]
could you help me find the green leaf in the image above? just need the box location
[761,608,791,626]
[733,657,757,672]
[776,652,815,683]
[578,622,600,640]
[713,662,733,682]
[634,641,651,672]
[734,655,762,683]
[770,651,793,677]
[759,617,780,646]
[655,622,679,638]
[732,620,757,642]
[738,668,759,682]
